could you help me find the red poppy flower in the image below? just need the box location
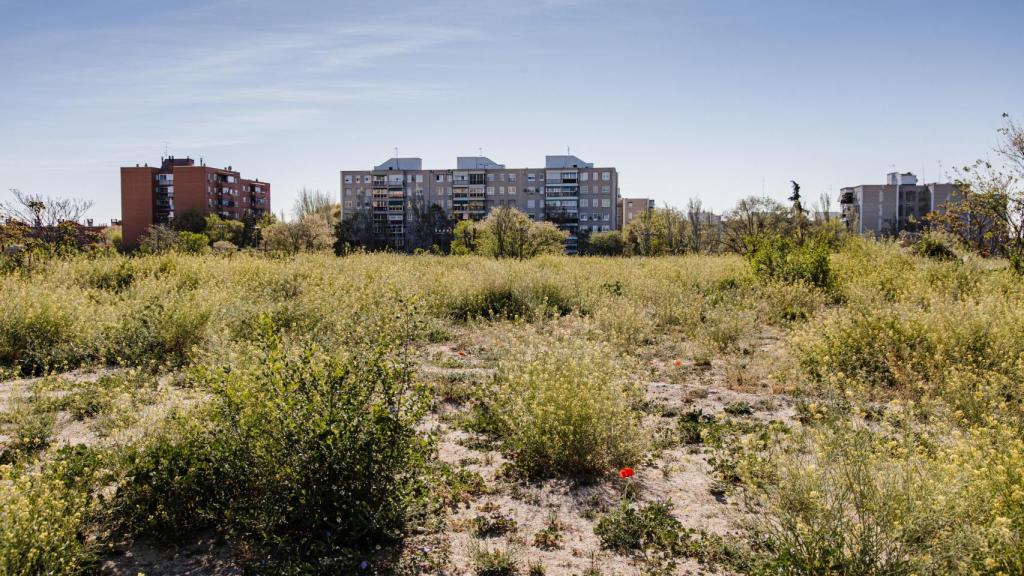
[458,350,466,357]
[673,360,683,368]
[619,467,634,478]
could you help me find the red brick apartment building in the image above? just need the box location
[120,156,270,248]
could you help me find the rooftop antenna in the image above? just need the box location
[394,147,398,160]
[163,141,169,159]
[478,147,483,168]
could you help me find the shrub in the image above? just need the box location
[912,231,959,261]
[0,284,93,374]
[487,339,643,480]
[741,422,1024,575]
[115,321,433,556]
[469,541,519,576]
[0,469,94,576]
[745,233,832,290]
[110,295,210,368]
[175,231,211,254]
[470,511,518,538]
[594,500,689,555]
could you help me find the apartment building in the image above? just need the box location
[839,172,957,236]
[617,197,655,229]
[340,154,619,253]
[120,156,270,248]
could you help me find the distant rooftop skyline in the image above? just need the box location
[1,0,1022,223]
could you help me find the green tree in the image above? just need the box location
[451,220,478,255]
[204,214,244,244]
[584,230,625,255]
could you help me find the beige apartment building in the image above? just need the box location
[839,172,958,236]
[340,155,619,253]
[617,197,655,229]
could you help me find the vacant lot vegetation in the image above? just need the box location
[1,239,1022,575]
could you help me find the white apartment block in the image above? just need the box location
[341,155,619,253]
[839,172,958,236]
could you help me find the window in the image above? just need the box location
[580,198,589,207]
[508,187,516,195]
[581,172,589,181]
[487,186,495,195]
[436,174,443,182]
[416,175,423,183]
[602,186,610,194]
[344,200,353,208]
[487,173,495,182]
[363,176,371,184]
[603,214,610,221]
[528,173,535,182]
[499,186,505,195]
[580,213,589,221]
[508,174,516,182]
[344,175,353,184]
[527,199,536,209]
[602,172,611,181]
[602,199,611,208]
[581,185,589,194]
[345,188,352,196]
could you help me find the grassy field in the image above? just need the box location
[1,239,1023,575]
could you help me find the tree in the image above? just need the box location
[1,189,93,229]
[686,198,705,253]
[408,201,453,252]
[204,214,245,244]
[720,196,790,253]
[170,209,207,233]
[474,207,568,258]
[335,212,377,254]
[175,231,211,254]
[138,225,180,254]
[624,207,659,256]
[293,188,338,224]
[450,220,478,255]
[789,180,808,240]
[930,115,1024,270]
[584,230,625,255]
[261,215,334,254]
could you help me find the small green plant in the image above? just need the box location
[594,500,689,556]
[0,468,95,575]
[470,510,518,538]
[486,338,644,480]
[532,512,565,550]
[723,401,754,416]
[470,540,519,576]
[744,233,832,290]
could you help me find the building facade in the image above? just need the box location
[617,197,655,229]
[120,157,270,248]
[340,155,619,253]
[839,172,957,236]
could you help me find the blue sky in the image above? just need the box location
[1,0,1022,222]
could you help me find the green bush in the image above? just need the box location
[745,234,832,290]
[912,231,959,261]
[110,296,210,368]
[0,468,95,576]
[595,500,688,555]
[115,321,433,556]
[0,285,93,375]
[486,339,643,480]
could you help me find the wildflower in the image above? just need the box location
[359,560,369,570]
[458,350,466,357]
[619,467,634,478]
[673,360,683,368]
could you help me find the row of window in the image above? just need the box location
[344,185,612,197]
[343,171,614,185]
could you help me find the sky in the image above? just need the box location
[1,0,1022,223]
